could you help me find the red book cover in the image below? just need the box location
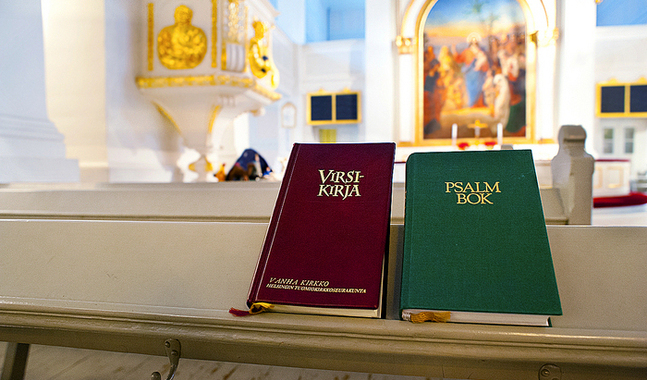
[247,142,396,318]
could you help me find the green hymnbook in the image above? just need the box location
[400,150,562,326]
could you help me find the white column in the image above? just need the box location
[556,0,597,152]
[0,1,79,183]
[397,54,415,142]
[364,0,396,142]
[535,42,557,141]
[42,0,108,183]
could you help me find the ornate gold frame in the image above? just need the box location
[413,0,538,146]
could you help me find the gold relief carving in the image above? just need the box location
[157,5,207,69]
[189,157,214,173]
[248,21,270,78]
[529,28,559,47]
[222,0,246,71]
[244,4,249,71]
[221,46,228,70]
[208,105,222,134]
[396,35,414,54]
[147,3,154,71]
[248,20,279,88]
[135,75,282,101]
[153,103,182,134]
[212,0,218,67]
[226,0,244,43]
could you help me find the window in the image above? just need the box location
[307,90,361,125]
[603,128,614,154]
[624,127,635,154]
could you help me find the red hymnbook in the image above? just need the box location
[247,142,396,318]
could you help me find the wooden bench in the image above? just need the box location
[0,219,646,379]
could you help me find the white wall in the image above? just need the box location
[275,0,306,45]
[595,24,647,84]
[305,0,328,43]
[300,39,366,142]
[104,0,183,182]
[247,27,299,171]
[594,24,647,175]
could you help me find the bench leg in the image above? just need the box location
[1,343,30,380]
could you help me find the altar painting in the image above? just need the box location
[420,0,530,143]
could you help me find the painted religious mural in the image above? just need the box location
[420,0,529,143]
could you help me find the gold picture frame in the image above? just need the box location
[414,0,537,146]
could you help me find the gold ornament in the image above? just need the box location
[248,20,278,88]
[157,5,207,70]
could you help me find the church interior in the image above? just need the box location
[1,0,646,379]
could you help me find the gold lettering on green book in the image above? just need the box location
[317,169,364,199]
[445,181,500,205]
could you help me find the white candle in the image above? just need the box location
[452,124,457,146]
[497,123,503,146]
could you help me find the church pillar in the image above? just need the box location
[0,1,79,183]
[364,0,396,142]
[556,0,597,152]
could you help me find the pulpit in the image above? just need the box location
[135,0,281,181]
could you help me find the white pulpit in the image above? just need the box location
[135,0,281,181]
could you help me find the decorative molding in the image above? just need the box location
[135,74,281,101]
[0,114,66,141]
[222,0,246,72]
[147,3,154,71]
[529,28,559,47]
[395,35,414,54]
[281,102,296,129]
[153,103,181,134]
[212,0,218,67]
[208,105,222,134]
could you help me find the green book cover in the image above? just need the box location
[400,150,562,326]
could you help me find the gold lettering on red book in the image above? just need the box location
[265,277,367,293]
[317,169,364,199]
[445,181,500,205]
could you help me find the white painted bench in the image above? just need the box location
[0,181,580,225]
[0,220,645,379]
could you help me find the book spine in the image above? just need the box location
[380,147,396,318]
[247,143,302,306]
[399,153,418,312]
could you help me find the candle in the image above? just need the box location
[497,123,503,146]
